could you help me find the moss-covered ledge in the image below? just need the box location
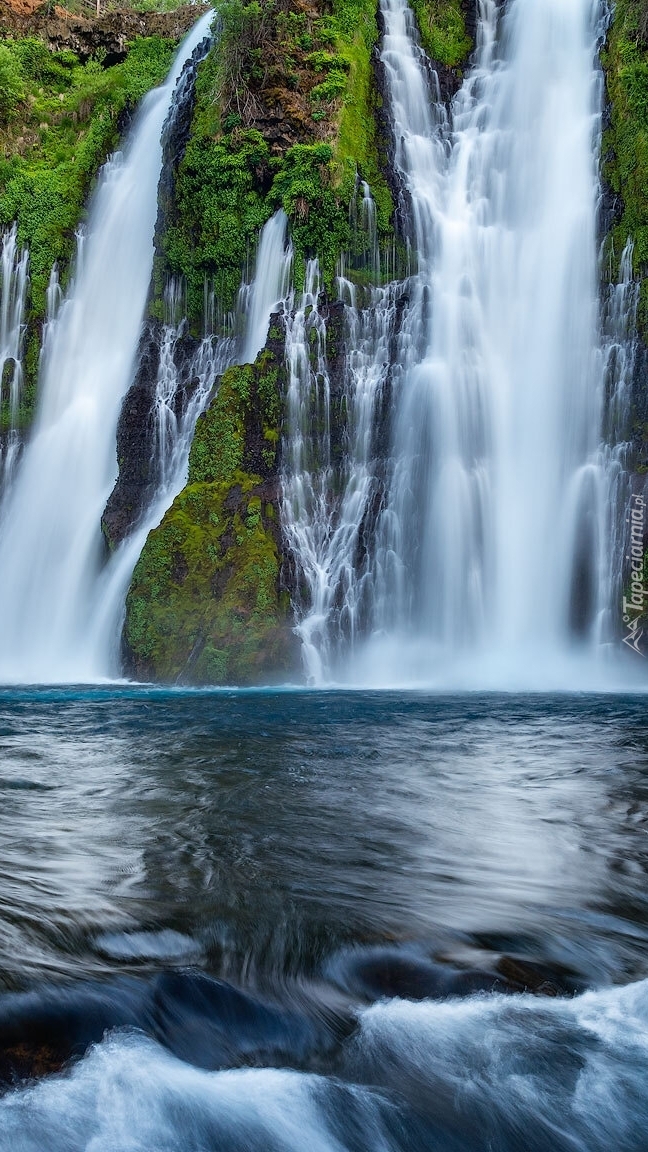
[123,334,298,685]
[602,0,648,332]
[152,0,397,328]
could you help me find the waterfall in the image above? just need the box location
[0,225,29,490]
[285,0,637,688]
[87,207,294,676]
[0,10,215,683]
[281,262,398,683]
[241,210,292,364]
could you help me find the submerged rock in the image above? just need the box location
[0,969,342,1086]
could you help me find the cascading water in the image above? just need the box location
[287,0,638,688]
[88,207,294,675]
[0,10,214,682]
[241,209,292,365]
[367,0,634,687]
[282,257,398,683]
[0,225,29,489]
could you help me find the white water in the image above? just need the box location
[0,225,29,488]
[285,0,640,689]
[89,207,294,675]
[241,209,292,364]
[282,260,398,683]
[3,979,648,1150]
[365,0,633,686]
[0,11,214,682]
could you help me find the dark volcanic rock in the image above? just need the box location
[0,977,148,1085]
[101,320,201,551]
[150,970,319,1071]
[326,946,512,1003]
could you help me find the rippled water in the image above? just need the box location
[2,689,648,1149]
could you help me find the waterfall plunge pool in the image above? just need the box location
[0,688,648,1149]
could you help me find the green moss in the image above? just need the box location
[157,125,272,325]
[0,44,25,124]
[124,472,290,684]
[124,347,295,685]
[0,36,176,322]
[188,363,253,482]
[409,0,472,68]
[332,5,393,245]
[156,0,396,321]
[603,0,648,334]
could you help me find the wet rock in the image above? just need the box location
[326,946,511,1004]
[0,969,343,1086]
[150,970,319,1071]
[494,956,583,997]
[0,977,148,1085]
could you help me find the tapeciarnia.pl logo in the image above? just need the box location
[622,493,646,656]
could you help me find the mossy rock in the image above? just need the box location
[123,343,298,685]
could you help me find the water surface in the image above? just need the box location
[2,689,648,1150]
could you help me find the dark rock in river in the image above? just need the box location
[0,977,147,1085]
[0,969,343,1086]
[326,945,511,1003]
[150,970,319,1071]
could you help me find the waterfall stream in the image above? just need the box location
[0,225,29,489]
[285,0,638,688]
[91,208,292,675]
[0,10,216,682]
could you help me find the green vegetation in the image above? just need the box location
[124,348,295,684]
[155,0,396,327]
[0,36,175,321]
[603,0,648,333]
[0,33,176,428]
[409,0,471,68]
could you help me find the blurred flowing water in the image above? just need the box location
[1,689,648,1148]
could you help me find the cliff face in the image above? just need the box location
[603,0,648,474]
[118,0,475,684]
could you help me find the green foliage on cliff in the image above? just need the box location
[0,36,175,322]
[156,0,395,326]
[603,0,648,331]
[0,45,25,124]
[124,349,295,685]
[158,123,271,325]
[409,0,471,68]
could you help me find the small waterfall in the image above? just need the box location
[0,225,29,489]
[86,332,236,673]
[281,259,397,683]
[91,208,293,675]
[0,10,214,683]
[241,210,292,364]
